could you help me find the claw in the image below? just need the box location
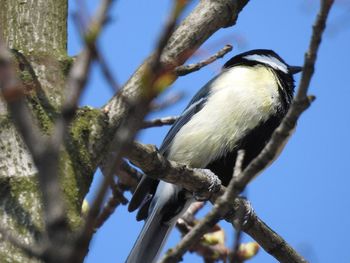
[241,198,254,227]
[193,168,221,201]
[228,197,254,228]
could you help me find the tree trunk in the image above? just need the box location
[0,1,100,261]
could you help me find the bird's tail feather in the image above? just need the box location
[126,182,181,263]
[126,200,175,263]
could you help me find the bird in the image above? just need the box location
[126,49,302,263]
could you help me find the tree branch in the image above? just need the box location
[142,116,178,129]
[176,202,231,262]
[57,0,115,132]
[130,0,334,262]
[159,151,245,263]
[94,181,128,229]
[126,141,306,262]
[229,1,334,260]
[150,92,184,111]
[175,44,233,76]
[125,142,222,199]
[100,0,249,163]
[72,6,120,92]
[68,2,192,262]
[115,160,143,191]
[2,0,116,261]
[233,0,334,193]
[234,199,306,263]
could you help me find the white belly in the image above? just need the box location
[167,65,280,167]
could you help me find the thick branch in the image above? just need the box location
[52,0,115,193]
[236,199,307,263]
[69,2,191,262]
[127,0,334,261]
[99,0,249,162]
[159,151,245,263]
[125,141,304,262]
[125,142,222,199]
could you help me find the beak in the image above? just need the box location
[289,66,303,75]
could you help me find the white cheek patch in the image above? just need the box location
[244,54,288,73]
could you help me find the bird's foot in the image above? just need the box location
[226,196,254,228]
[239,198,254,227]
[193,168,221,201]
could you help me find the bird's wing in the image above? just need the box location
[160,76,218,154]
[128,77,215,218]
[128,95,207,220]
[160,97,207,154]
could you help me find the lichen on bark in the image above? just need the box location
[0,0,106,261]
[0,176,42,263]
[0,0,67,58]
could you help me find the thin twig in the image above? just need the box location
[41,0,116,254]
[175,44,233,76]
[69,2,191,262]
[151,1,188,73]
[230,151,245,263]
[230,206,244,263]
[227,3,334,261]
[72,11,120,92]
[94,181,128,229]
[95,47,120,91]
[230,198,303,263]
[58,0,114,129]
[142,116,178,129]
[94,160,143,229]
[127,140,305,262]
[150,92,185,111]
[176,202,231,262]
[178,201,205,224]
[234,0,334,194]
[71,150,117,262]
[160,0,334,260]
[116,160,143,191]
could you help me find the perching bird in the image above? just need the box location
[126,49,301,263]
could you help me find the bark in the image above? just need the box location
[0,1,102,261]
[0,0,249,261]
[97,0,248,163]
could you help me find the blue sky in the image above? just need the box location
[68,1,350,262]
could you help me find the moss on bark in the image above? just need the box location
[0,0,107,261]
[0,0,67,58]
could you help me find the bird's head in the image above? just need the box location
[223,49,302,76]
